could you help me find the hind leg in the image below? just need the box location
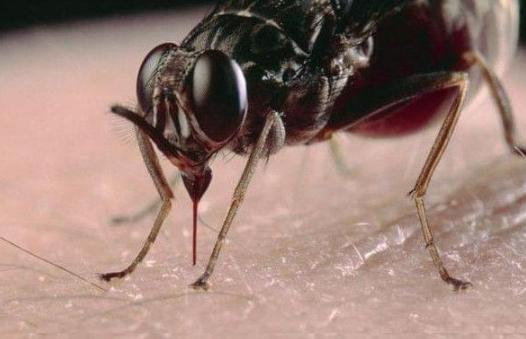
[464,52,526,154]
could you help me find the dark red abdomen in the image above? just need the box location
[340,0,518,137]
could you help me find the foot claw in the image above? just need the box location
[446,277,472,291]
[99,272,126,282]
[191,276,210,291]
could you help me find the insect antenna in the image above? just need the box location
[107,101,138,146]
[0,237,107,292]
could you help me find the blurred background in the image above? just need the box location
[0,0,525,41]
[0,0,212,33]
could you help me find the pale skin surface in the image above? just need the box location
[1,7,526,337]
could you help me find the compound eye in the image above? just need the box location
[189,50,248,143]
[136,43,176,113]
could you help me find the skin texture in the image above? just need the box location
[0,6,526,337]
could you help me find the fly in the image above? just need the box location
[99,0,521,291]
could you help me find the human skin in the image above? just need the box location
[0,6,526,337]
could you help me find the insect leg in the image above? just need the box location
[100,125,174,281]
[191,111,280,291]
[408,76,471,291]
[463,51,525,155]
[328,135,353,177]
[111,172,180,225]
[320,72,472,290]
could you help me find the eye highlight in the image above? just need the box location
[188,50,248,144]
[136,43,177,113]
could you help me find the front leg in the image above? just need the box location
[191,111,280,290]
[100,120,175,281]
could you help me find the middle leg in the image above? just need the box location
[408,76,471,291]
[328,135,353,177]
[319,71,472,290]
[111,172,180,225]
